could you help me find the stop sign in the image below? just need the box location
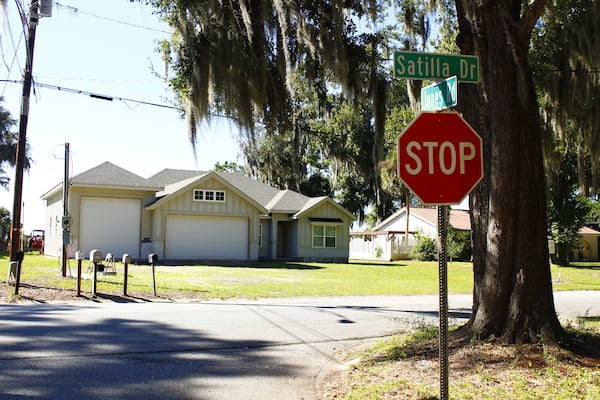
[397,111,483,205]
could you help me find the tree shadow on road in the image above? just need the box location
[0,303,305,400]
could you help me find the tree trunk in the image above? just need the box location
[455,0,563,343]
[577,130,588,197]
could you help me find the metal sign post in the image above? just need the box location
[396,64,483,398]
[437,205,449,400]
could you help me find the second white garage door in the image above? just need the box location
[165,215,248,260]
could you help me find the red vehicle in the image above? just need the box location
[28,229,45,252]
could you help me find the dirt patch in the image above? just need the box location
[316,334,600,399]
[0,280,187,304]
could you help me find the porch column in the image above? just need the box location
[270,217,278,259]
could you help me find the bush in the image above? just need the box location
[448,228,472,261]
[411,235,438,261]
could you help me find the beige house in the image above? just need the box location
[572,226,600,261]
[41,162,355,263]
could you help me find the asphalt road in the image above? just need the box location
[0,292,597,400]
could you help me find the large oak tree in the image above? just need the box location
[455,0,562,342]
[148,0,584,343]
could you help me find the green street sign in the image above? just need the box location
[421,75,458,111]
[394,51,479,83]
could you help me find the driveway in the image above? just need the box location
[0,292,597,399]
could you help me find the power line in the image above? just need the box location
[0,79,239,122]
[54,1,172,34]
[1,78,179,109]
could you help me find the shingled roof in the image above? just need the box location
[41,161,159,199]
[147,168,206,188]
[42,164,354,220]
[374,206,472,231]
[408,207,471,231]
[69,162,159,190]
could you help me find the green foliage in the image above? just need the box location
[0,207,10,252]
[213,161,245,173]
[299,174,332,197]
[547,149,592,263]
[380,97,414,200]
[587,200,600,223]
[410,234,438,261]
[448,227,472,261]
[532,0,600,198]
[0,99,30,188]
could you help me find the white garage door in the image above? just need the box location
[166,215,248,260]
[80,197,141,258]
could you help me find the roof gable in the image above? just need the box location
[580,226,600,235]
[294,196,356,220]
[146,171,268,213]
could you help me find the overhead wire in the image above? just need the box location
[0,79,241,123]
[54,1,171,34]
[1,2,238,123]
[0,0,28,96]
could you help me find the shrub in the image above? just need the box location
[411,234,438,261]
[448,228,472,261]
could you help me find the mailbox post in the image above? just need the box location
[148,253,158,296]
[13,251,24,295]
[89,249,102,297]
[122,254,131,296]
[75,250,85,297]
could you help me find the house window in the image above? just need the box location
[312,225,337,248]
[193,189,226,202]
[258,223,263,247]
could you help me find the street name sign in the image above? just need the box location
[394,51,479,82]
[397,111,483,205]
[421,76,458,111]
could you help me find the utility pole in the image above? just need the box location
[9,1,40,263]
[10,2,52,292]
[61,142,70,276]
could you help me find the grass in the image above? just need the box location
[318,322,600,400]
[2,253,600,301]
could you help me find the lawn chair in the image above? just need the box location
[103,253,117,275]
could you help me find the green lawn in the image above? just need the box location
[2,253,599,300]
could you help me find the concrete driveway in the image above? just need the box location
[0,292,596,399]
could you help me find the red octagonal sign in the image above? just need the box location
[397,111,483,205]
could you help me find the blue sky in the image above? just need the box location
[0,1,240,232]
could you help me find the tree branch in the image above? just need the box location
[520,0,547,46]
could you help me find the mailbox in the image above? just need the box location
[89,249,102,263]
[148,253,158,264]
[75,250,85,260]
[122,254,131,264]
